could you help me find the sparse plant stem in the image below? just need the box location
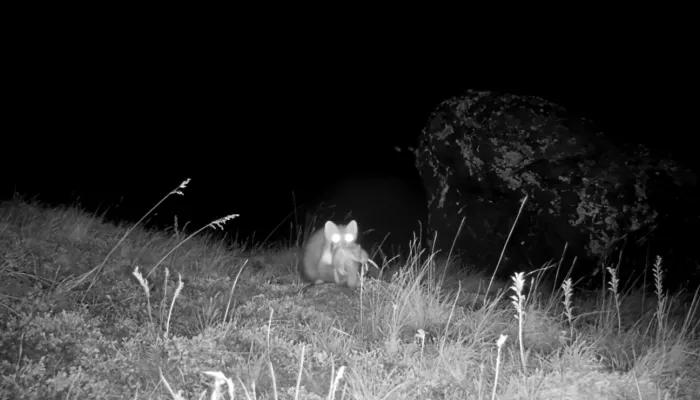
[486,194,528,303]
[164,273,183,340]
[132,267,155,340]
[327,360,346,400]
[73,178,191,299]
[295,345,306,400]
[159,368,185,400]
[553,241,568,292]
[416,329,426,361]
[606,266,622,334]
[562,278,574,338]
[441,280,460,354]
[360,264,364,337]
[260,206,299,249]
[268,360,278,400]
[510,272,527,374]
[653,256,667,342]
[223,259,248,329]
[267,308,273,351]
[439,216,465,286]
[146,214,239,279]
[159,267,170,324]
[492,335,507,400]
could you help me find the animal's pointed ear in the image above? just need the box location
[346,220,358,236]
[324,221,339,239]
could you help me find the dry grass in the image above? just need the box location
[0,180,698,399]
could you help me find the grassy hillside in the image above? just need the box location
[0,183,698,399]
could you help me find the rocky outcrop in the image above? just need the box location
[414,90,697,287]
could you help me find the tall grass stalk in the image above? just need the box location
[63,178,192,296]
[485,194,529,303]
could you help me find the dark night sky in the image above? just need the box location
[3,30,697,250]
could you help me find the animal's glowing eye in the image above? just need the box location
[331,233,341,243]
[344,233,354,242]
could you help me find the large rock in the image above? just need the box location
[414,90,697,287]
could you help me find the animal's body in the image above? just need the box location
[331,242,370,288]
[299,220,361,292]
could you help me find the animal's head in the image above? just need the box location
[324,220,358,247]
